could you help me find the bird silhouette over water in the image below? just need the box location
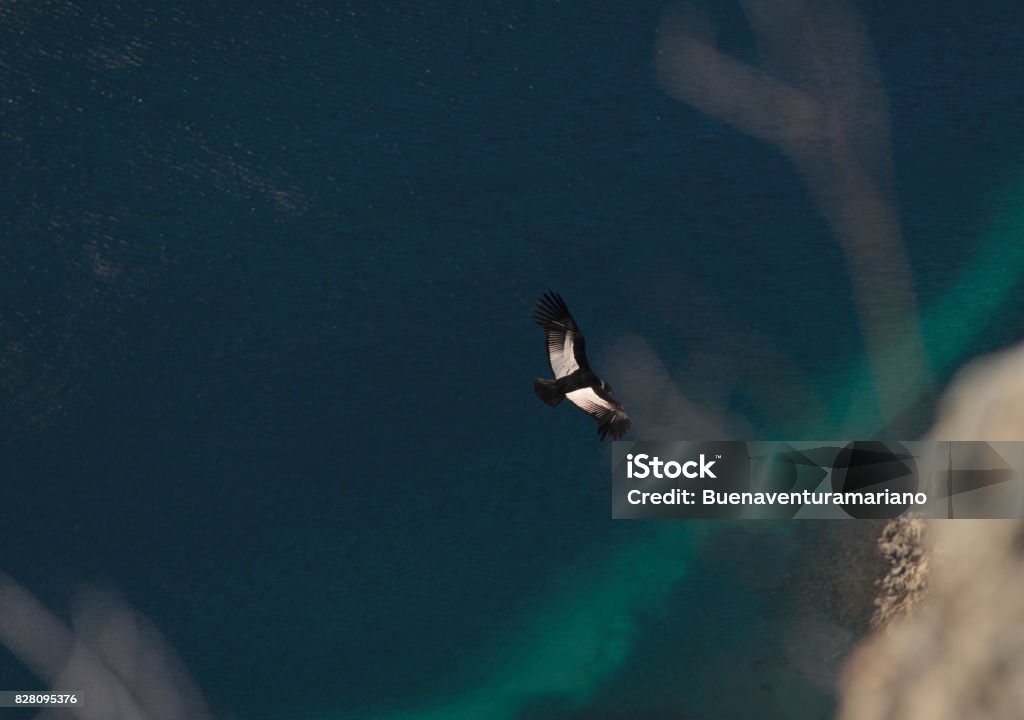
[532,291,631,440]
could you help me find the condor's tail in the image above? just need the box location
[533,378,564,407]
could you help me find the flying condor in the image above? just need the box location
[532,291,632,441]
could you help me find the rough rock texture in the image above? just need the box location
[793,521,891,635]
[870,518,928,629]
[838,341,1024,720]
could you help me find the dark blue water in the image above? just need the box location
[2,2,1024,718]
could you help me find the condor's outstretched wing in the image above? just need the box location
[533,291,590,379]
[565,387,632,441]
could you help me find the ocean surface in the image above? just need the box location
[1,2,1023,719]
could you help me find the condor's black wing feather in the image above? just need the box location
[533,291,590,378]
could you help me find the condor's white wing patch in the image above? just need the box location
[565,387,631,440]
[533,291,588,379]
[566,387,616,416]
[547,329,580,379]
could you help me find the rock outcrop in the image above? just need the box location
[839,341,1024,720]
